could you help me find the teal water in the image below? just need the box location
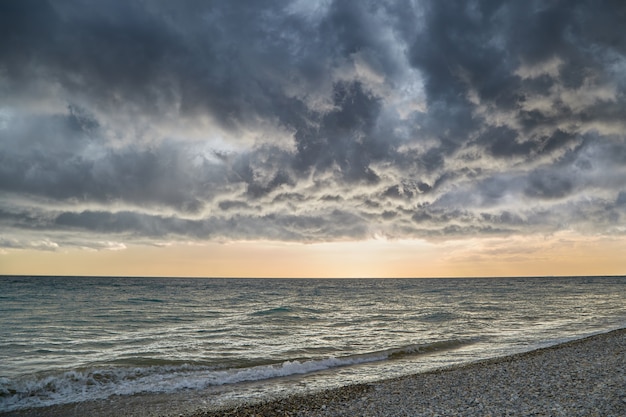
[0,276,624,415]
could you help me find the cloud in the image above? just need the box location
[1,0,625,250]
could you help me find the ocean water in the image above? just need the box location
[0,276,624,416]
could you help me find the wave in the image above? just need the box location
[249,306,320,318]
[0,338,474,412]
[251,306,293,315]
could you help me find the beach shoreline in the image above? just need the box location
[2,328,624,417]
[188,328,626,417]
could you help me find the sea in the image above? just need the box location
[1,276,625,416]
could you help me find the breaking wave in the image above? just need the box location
[0,338,473,412]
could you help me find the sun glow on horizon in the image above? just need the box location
[2,232,624,278]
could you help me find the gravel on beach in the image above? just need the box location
[189,328,626,417]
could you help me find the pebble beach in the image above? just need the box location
[191,328,626,417]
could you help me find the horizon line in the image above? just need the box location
[1,274,624,280]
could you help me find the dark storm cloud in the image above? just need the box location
[49,207,369,242]
[409,0,626,154]
[293,81,386,183]
[524,169,574,200]
[0,110,215,212]
[1,0,626,249]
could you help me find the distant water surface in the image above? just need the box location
[0,276,624,416]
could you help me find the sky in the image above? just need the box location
[1,0,626,278]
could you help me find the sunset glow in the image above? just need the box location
[3,233,624,278]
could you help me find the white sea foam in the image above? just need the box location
[0,340,474,412]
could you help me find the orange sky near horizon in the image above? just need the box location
[2,232,624,278]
